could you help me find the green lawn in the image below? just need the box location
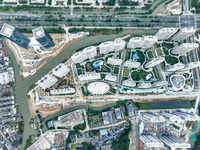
[114,67,119,75]
[131,69,151,81]
[123,68,130,77]
[153,66,161,81]
[165,55,178,65]
[146,50,154,59]
[156,48,163,56]
[125,49,131,61]
[161,42,174,49]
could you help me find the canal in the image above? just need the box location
[2,29,157,149]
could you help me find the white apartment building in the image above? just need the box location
[127,36,145,49]
[137,82,151,88]
[107,58,122,66]
[145,57,165,68]
[78,72,101,81]
[159,112,181,121]
[105,74,117,82]
[122,78,136,87]
[140,135,164,148]
[142,112,165,122]
[155,28,178,40]
[38,75,58,89]
[114,38,126,51]
[99,41,115,54]
[71,46,97,64]
[181,61,200,71]
[0,72,9,85]
[52,63,70,78]
[159,135,191,149]
[172,43,199,55]
[50,88,76,95]
[152,81,168,87]
[124,61,141,68]
[127,36,157,49]
[142,36,158,49]
[171,28,196,41]
[165,63,185,72]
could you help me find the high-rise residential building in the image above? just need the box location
[105,74,117,82]
[113,38,126,51]
[159,135,191,149]
[137,82,152,88]
[155,28,178,40]
[165,63,185,72]
[124,61,141,68]
[32,26,55,49]
[181,61,200,71]
[122,78,136,87]
[145,57,165,68]
[107,58,122,66]
[127,37,145,48]
[52,63,70,78]
[172,43,199,55]
[142,36,158,48]
[71,46,97,64]
[127,36,157,49]
[152,81,168,87]
[99,41,114,54]
[142,112,165,122]
[78,72,101,81]
[0,23,30,49]
[38,75,58,89]
[171,27,196,41]
[140,135,164,148]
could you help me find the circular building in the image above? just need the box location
[88,82,110,95]
[169,74,185,91]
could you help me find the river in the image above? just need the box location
[2,29,157,149]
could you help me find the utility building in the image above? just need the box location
[0,23,30,49]
[171,27,196,41]
[171,43,199,55]
[32,26,55,49]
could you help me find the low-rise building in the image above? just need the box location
[102,112,110,124]
[0,71,9,85]
[115,108,122,120]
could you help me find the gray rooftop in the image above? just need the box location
[0,23,15,38]
[32,26,45,39]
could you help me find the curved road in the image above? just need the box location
[2,29,158,149]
